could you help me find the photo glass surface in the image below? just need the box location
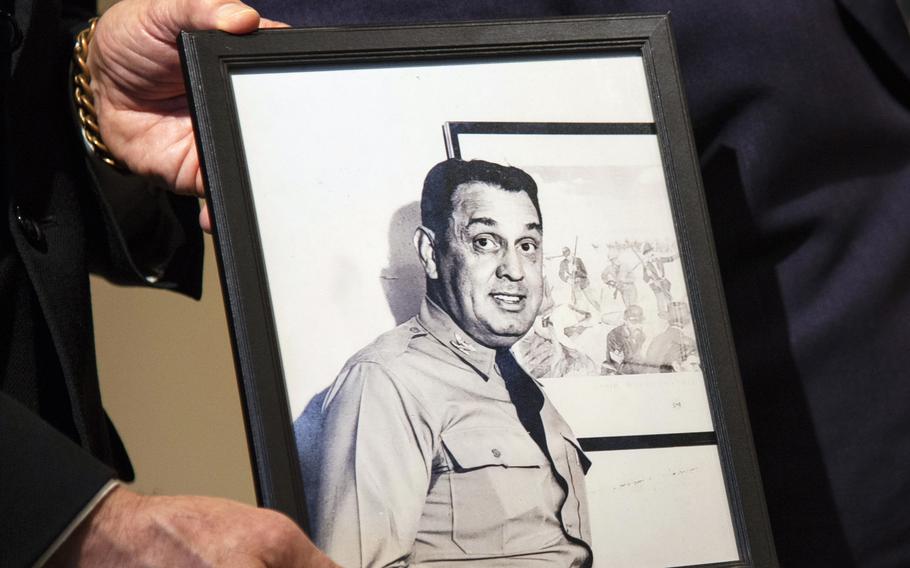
[229,52,739,567]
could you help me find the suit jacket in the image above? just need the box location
[0,0,202,565]
[247,1,910,566]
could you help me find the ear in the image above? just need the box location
[414,226,439,280]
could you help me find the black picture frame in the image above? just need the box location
[180,14,777,567]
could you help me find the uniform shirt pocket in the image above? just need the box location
[440,427,559,555]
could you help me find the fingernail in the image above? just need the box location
[217,3,257,24]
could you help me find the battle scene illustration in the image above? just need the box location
[514,237,700,378]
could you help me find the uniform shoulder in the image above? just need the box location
[343,318,428,369]
[324,319,434,410]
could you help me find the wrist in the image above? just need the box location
[73,17,128,171]
[46,485,142,567]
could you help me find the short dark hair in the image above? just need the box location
[420,158,542,241]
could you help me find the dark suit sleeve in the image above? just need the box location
[0,393,115,567]
[80,153,204,300]
[65,0,203,299]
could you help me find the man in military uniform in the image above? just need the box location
[304,159,592,567]
[601,253,638,308]
[639,243,678,317]
[604,305,648,375]
[558,245,599,313]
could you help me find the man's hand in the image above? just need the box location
[88,0,284,231]
[49,486,337,567]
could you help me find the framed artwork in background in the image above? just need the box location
[181,15,777,567]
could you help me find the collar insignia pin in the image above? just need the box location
[451,333,476,354]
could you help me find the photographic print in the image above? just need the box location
[181,15,776,568]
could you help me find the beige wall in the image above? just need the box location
[91,234,256,505]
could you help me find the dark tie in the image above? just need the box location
[495,349,551,460]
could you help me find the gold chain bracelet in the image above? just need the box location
[73,17,128,170]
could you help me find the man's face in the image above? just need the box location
[433,182,543,349]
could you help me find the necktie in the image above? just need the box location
[495,349,550,460]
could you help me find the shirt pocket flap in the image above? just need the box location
[561,433,592,474]
[442,428,547,471]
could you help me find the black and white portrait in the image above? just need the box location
[230,52,740,567]
[298,158,592,566]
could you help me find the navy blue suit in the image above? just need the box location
[250,1,910,566]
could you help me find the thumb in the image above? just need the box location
[166,0,262,35]
[211,1,261,33]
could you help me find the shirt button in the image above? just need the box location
[409,326,421,333]
[0,11,22,53]
[491,448,501,458]
[16,208,45,248]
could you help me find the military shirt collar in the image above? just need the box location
[417,298,498,381]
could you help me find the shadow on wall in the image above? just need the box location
[296,200,427,520]
[381,200,425,325]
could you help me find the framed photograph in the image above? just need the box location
[181,15,777,568]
